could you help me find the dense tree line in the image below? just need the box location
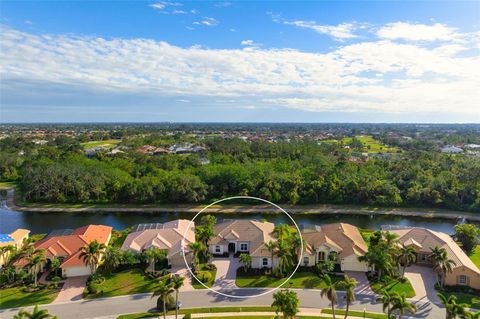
[1,137,479,211]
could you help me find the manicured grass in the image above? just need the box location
[86,268,165,298]
[236,271,344,290]
[438,291,480,309]
[0,286,59,309]
[117,306,275,319]
[81,139,121,148]
[322,308,388,319]
[192,264,217,289]
[469,246,480,269]
[369,276,415,298]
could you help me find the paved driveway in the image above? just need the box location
[344,271,375,297]
[212,256,240,291]
[171,266,194,291]
[404,265,440,305]
[53,276,89,303]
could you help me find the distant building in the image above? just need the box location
[441,145,463,154]
[0,229,30,267]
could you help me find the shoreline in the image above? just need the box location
[4,188,480,221]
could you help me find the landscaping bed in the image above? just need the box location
[368,274,415,298]
[438,285,480,309]
[192,264,217,289]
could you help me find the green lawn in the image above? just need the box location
[86,268,164,298]
[236,271,344,290]
[322,309,387,319]
[438,291,480,309]
[81,139,121,148]
[469,246,480,269]
[192,264,217,289]
[0,286,59,309]
[369,276,415,298]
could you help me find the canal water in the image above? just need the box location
[0,204,473,234]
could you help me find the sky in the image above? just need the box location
[0,0,479,123]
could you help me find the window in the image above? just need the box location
[303,256,309,265]
[262,258,268,266]
[240,243,248,251]
[318,251,326,261]
[458,275,468,285]
[215,246,221,253]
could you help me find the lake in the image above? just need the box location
[0,204,473,235]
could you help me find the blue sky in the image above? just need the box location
[1,1,479,123]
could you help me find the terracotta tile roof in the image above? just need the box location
[121,220,195,258]
[15,224,112,268]
[391,227,480,275]
[9,229,30,242]
[210,220,276,257]
[301,223,368,259]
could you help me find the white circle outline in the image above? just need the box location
[181,196,303,299]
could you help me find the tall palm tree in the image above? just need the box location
[391,294,417,319]
[430,247,456,288]
[142,248,166,273]
[290,234,303,263]
[384,232,399,250]
[0,245,16,266]
[340,275,357,319]
[275,241,293,276]
[377,289,397,319]
[152,279,174,319]
[27,249,46,287]
[320,275,338,319]
[265,240,277,269]
[79,240,106,274]
[272,289,299,319]
[103,246,123,274]
[188,242,207,270]
[438,294,465,319]
[239,253,252,272]
[398,245,417,278]
[170,275,184,319]
[13,305,57,319]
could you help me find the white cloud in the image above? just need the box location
[377,22,460,41]
[150,1,182,10]
[1,24,479,116]
[240,39,261,47]
[284,20,360,40]
[193,17,218,26]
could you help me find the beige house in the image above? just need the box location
[0,229,30,267]
[301,223,369,272]
[209,219,277,268]
[391,227,480,290]
[121,220,195,267]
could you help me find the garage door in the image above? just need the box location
[64,266,91,277]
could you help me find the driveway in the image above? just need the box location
[53,276,89,303]
[211,256,240,291]
[404,265,440,304]
[344,271,376,298]
[171,266,194,291]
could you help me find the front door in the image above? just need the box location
[228,242,236,253]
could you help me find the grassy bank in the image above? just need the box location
[235,271,344,289]
[0,286,59,309]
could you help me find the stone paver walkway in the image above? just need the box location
[212,256,240,290]
[53,275,89,303]
[344,271,375,296]
[404,265,440,304]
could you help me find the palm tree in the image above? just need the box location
[398,245,417,278]
[384,232,399,251]
[188,242,207,270]
[391,294,417,319]
[377,289,397,319]
[275,241,293,276]
[0,245,16,266]
[152,279,174,319]
[239,253,252,272]
[265,240,277,269]
[142,248,166,273]
[340,275,357,319]
[170,275,184,319]
[272,289,299,319]
[13,305,57,319]
[320,275,338,319]
[438,294,465,319]
[103,246,122,274]
[79,240,106,274]
[430,246,456,288]
[27,249,46,287]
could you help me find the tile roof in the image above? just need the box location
[121,219,195,258]
[210,220,276,257]
[301,223,368,259]
[391,227,480,274]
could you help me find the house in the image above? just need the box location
[441,145,463,154]
[390,227,480,289]
[0,229,30,267]
[300,223,369,272]
[209,219,277,268]
[15,225,112,277]
[121,220,195,267]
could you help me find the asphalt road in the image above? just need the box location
[0,288,443,319]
